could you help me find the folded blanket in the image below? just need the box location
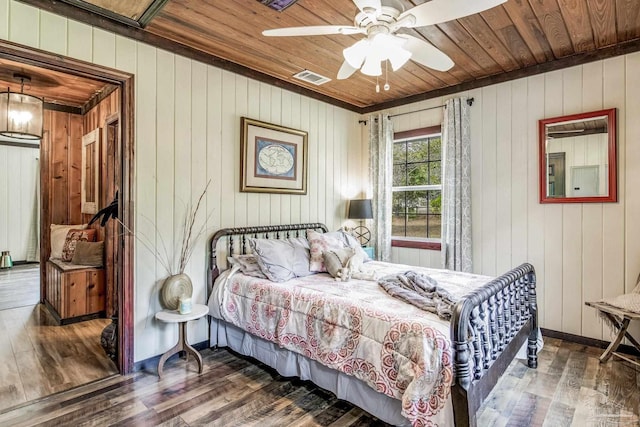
[378,271,458,320]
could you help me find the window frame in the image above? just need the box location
[391,125,442,251]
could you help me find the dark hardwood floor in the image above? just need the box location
[0,336,637,426]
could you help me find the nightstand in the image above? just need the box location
[155,303,209,378]
[363,246,375,259]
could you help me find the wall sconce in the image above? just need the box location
[0,74,44,141]
[347,198,373,246]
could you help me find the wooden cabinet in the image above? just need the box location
[45,261,106,324]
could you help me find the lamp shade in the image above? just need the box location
[348,199,373,220]
[0,89,43,140]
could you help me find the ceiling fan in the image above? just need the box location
[262,0,506,80]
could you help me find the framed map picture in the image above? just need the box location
[240,117,308,194]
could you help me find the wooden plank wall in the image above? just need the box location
[378,52,640,342]
[83,89,120,318]
[42,110,84,255]
[0,144,39,261]
[0,0,364,362]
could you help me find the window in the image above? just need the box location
[392,126,442,250]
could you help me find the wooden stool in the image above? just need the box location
[155,303,209,378]
[585,301,640,367]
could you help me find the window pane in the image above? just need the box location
[393,164,407,186]
[429,161,441,185]
[407,140,428,163]
[393,142,406,164]
[429,137,441,161]
[427,214,441,238]
[428,190,441,214]
[404,190,427,211]
[405,214,426,238]
[404,215,443,239]
[407,163,428,186]
[392,214,406,237]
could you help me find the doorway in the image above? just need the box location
[0,40,134,395]
[547,152,566,197]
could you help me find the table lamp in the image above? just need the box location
[347,199,373,246]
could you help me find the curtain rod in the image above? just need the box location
[390,97,474,119]
[358,97,474,124]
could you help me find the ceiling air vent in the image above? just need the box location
[293,70,331,86]
[258,0,300,11]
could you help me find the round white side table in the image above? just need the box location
[155,303,209,378]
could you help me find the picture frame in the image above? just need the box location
[240,117,308,194]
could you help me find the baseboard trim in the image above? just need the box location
[133,340,210,373]
[134,332,638,373]
[541,328,640,357]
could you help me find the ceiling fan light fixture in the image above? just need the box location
[361,54,382,76]
[0,75,43,141]
[387,46,412,70]
[343,40,370,69]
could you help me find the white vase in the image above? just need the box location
[160,273,193,310]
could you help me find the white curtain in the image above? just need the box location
[441,97,472,272]
[369,113,393,261]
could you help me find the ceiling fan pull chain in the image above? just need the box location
[384,61,390,91]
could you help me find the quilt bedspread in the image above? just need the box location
[210,261,492,426]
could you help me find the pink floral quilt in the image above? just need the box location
[211,261,492,426]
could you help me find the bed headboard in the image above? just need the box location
[207,222,328,291]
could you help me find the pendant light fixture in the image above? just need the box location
[0,73,44,140]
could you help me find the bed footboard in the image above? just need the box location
[451,263,538,427]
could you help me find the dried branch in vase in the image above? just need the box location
[118,180,213,276]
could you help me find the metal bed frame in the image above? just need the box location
[208,223,538,427]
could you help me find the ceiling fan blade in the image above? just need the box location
[353,0,381,13]
[397,34,454,72]
[399,0,506,28]
[337,60,358,79]
[262,26,363,37]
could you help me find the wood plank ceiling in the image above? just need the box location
[28,0,640,111]
[0,57,114,109]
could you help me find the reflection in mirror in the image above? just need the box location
[539,109,617,203]
[82,128,101,214]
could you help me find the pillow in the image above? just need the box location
[249,237,312,282]
[307,229,372,271]
[228,254,268,279]
[61,229,97,262]
[307,229,347,272]
[328,230,372,262]
[322,247,355,278]
[50,223,88,259]
[71,241,104,267]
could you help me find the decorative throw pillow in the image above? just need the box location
[307,229,347,272]
[50,223,88,259]
[71,241,104,267]
[249,237,312,282]
[310,230,372,262]
[327,230,372,262]
[61,229,97,262]
[322,247,355,278]
[228,254,268,279]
